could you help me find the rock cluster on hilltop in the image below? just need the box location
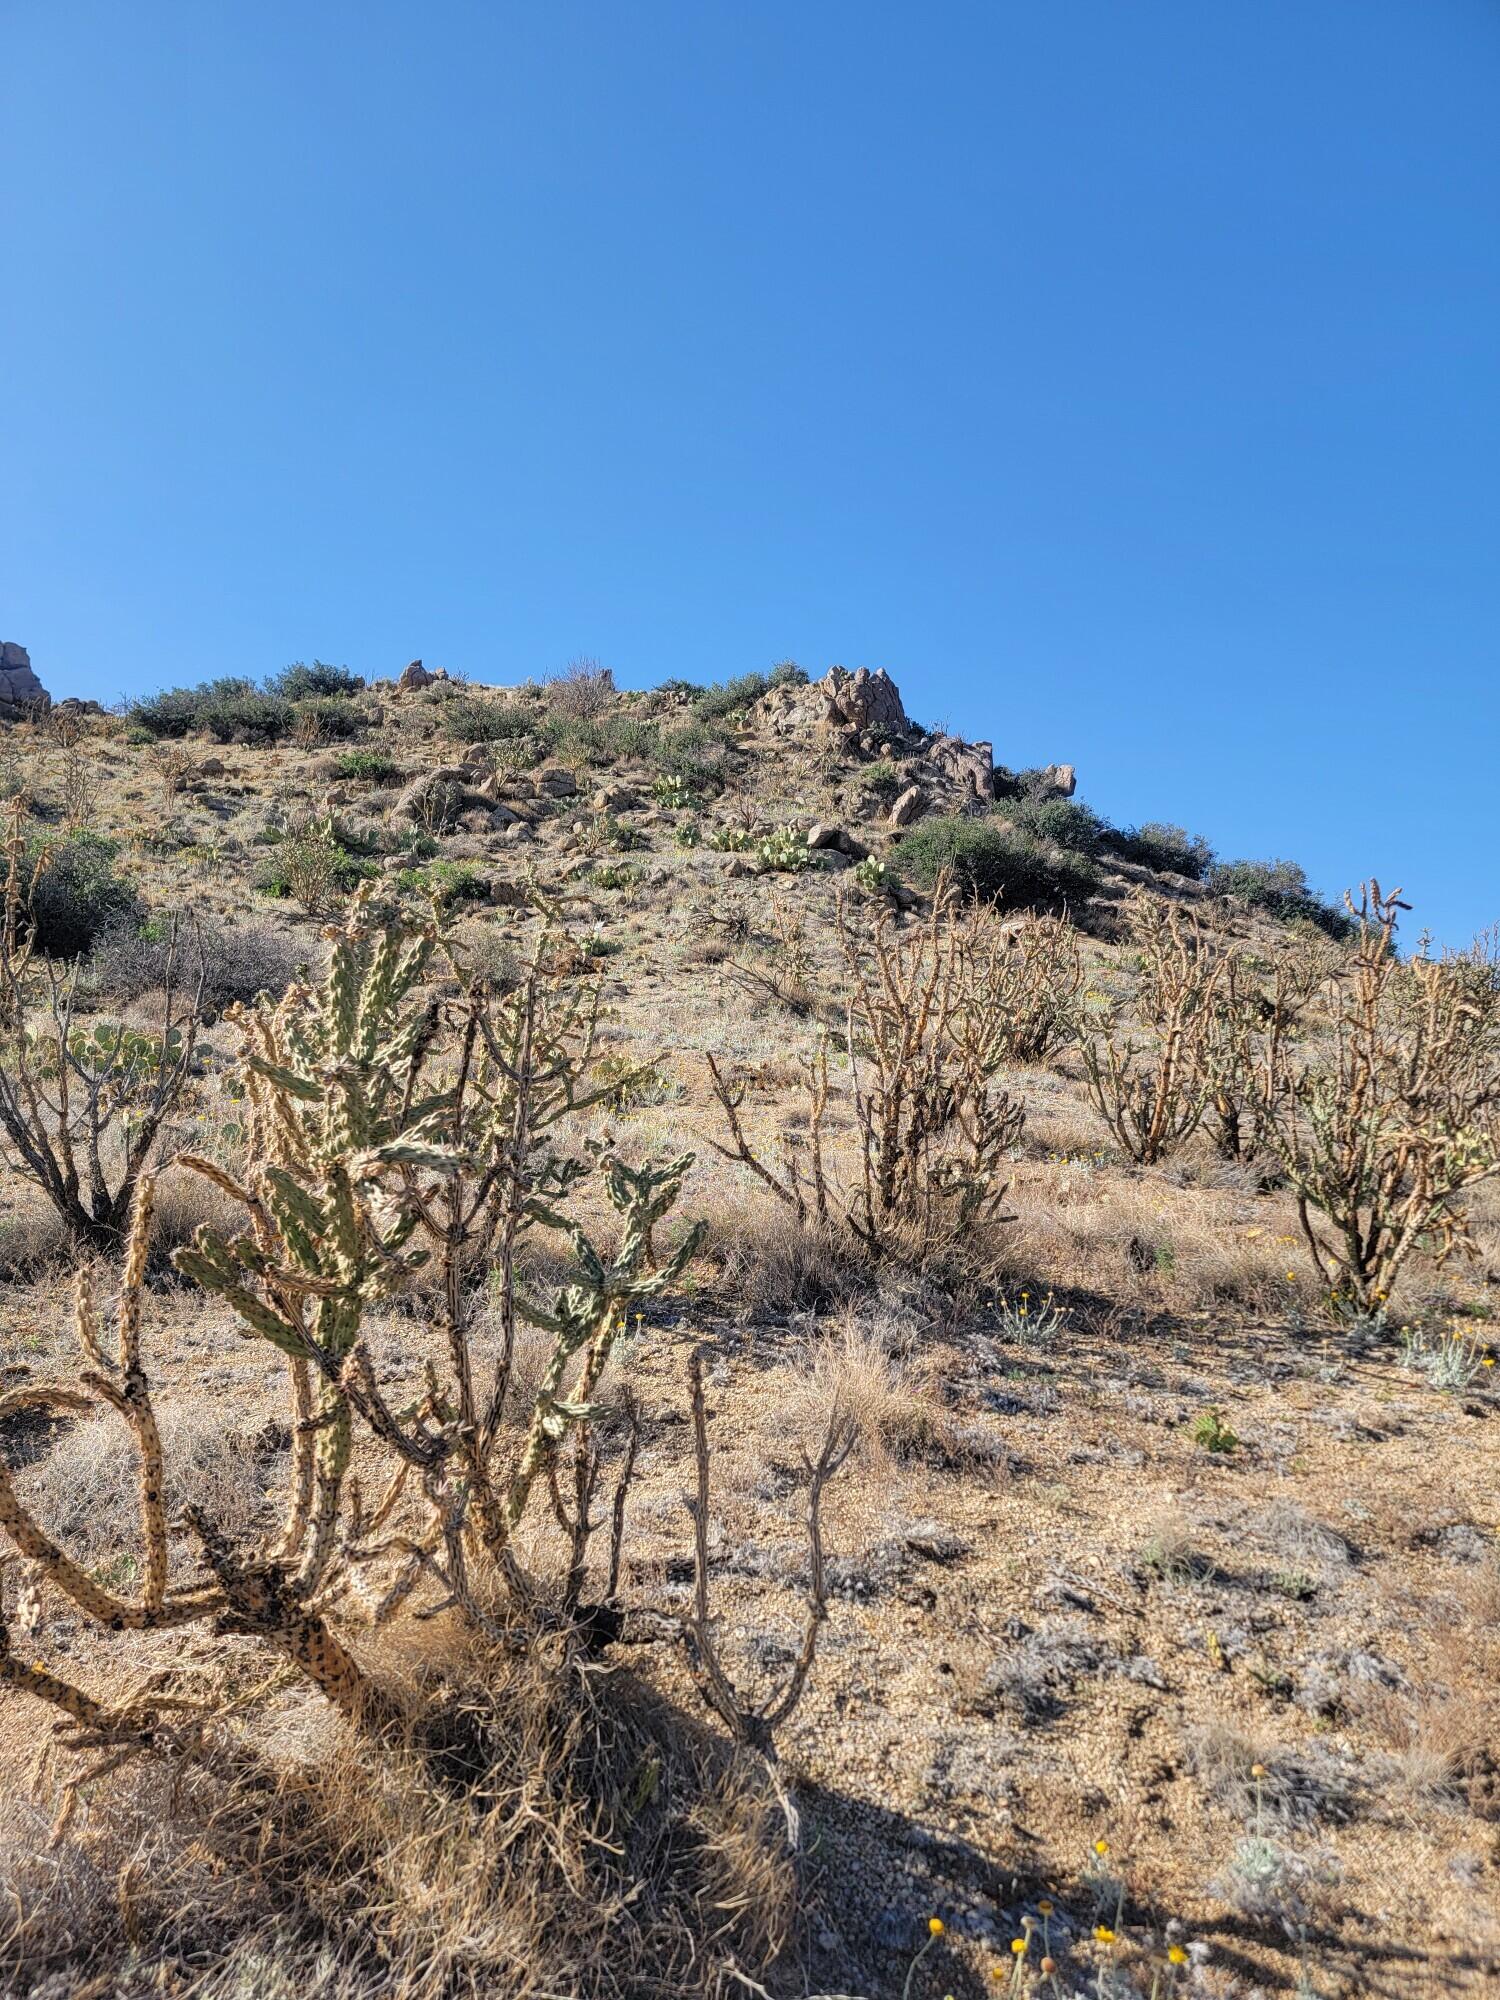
[0,643,49,722]
[755,664,1074,812]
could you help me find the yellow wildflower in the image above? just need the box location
[928,1917,945,1938]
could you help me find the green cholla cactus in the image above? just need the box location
[174,886,458,1586]
[509,1153,704,1527]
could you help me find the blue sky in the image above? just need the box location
[4,2,1497,943]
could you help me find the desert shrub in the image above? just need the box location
[997,796,1112,856]
[290,695,364,741]
[254,819,375,914]
[395,858,489,907]
[654,722,732,793]
[442,696,535,745]
[1210,857,1352,939]
[894,816,1097,914]
[1107,820,1215,879]
[544,714,660,768]
[692,673,768,724]
[334,749,401,783]
[545,656,615,719]
[654,676,704,699]
[127,677,257,739]
[88,916,302,1014]
[22,832,141,958]
[267,660,364,700]
[768,660,809,687]
[199,689,294,744]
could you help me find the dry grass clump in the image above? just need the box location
[0,1644,797,2000]
[1184,1719,1357,1830]
[17,1393,277,1572]
[705,1185,872,1314]
[785,1309,953,1469]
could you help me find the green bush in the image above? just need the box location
[395,859,490,907]
[654,723,732,793]
[269,661,364,700]
[200,691,293,744]
[292,696,364,741]
[1208,858,1352,938]
[1107,821,1215,880]
[997,796,1112,856]
[24,834,141,958]
[894,816,1097,914]
[334,750,402,784]
[442,698,535,746]
[128,677,259,739]
[692,673,768,724]
[543,715,660,767]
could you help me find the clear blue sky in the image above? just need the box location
[4,2,1497,943]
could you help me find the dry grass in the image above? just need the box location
[0,1641,798,2000]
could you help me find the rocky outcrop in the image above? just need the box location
[819,665,907,735]
[807,822,869,860]
[1036,763,1076,799]
[925,733,994,797]
[758,664,911,743]
[889,784,927,828]
[396,660,451,693]
[0,643,50,722]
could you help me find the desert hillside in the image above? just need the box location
[0,653,1496,2000]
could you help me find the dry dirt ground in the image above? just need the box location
[0,683,1497,1999]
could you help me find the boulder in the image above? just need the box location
[591,784,641,813]
[535,766,578,798]
[819,665,907,735]
[927,734,994,797]
[1037,763,1077,799]
[807,822,868,860]
[393,767,490,829]
[889,785,926,828]
[397,660,437,692]
[0,642,50,722]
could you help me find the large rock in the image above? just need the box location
[889,784,926,828]
[926,733,994,797]
[1037,763,1076,799]
[397,659,442,692]
[819,665,907,734]
[0,642,50,722]
[807,822,868,860]
[393,766,490,830]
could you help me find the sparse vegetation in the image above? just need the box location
[0,659,1494,1999]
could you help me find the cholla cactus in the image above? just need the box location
[0,889,711,1744]
[174,885,458,1589]
[509,1154,704,1529]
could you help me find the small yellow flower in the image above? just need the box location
[1168,1945,1189,1966]
[1484,1355,1495,1368]
[1250,1762,1267,1779]
[1093,1837,1109,1857]
[1094,1925,1116,1945]
[1285,1270,1297,1283]
[928,1917,945,1938]
[1010,1937,1027,1955]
